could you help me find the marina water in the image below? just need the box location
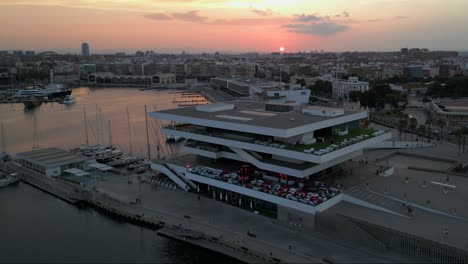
[0,87,237,263]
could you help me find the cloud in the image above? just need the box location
[211,17,288,26]
[283,22,350,36]
[395,16,409,19]
[293,13,326,22]
[368,19,381,22]
[172,10,207,22]
[251,8,272,16]
[144,13,172,20]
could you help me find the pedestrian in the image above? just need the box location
[288,245,292,252]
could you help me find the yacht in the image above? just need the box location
[0,173,20,187]
[14,84,72,99]
[63,95,76,105]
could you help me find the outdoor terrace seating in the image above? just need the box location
[166,124,385,156]
[189,166,341,207]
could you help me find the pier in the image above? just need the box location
[0,159,419,263]
[0,161,89,204]
[0,159,319,263]
[0,98,62,104]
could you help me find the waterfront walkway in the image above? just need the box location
[95,174,417,263]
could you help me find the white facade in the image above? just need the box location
[331,76,369,100]
[263,89,311,105]
[155,73,176,84]
[149,101,390,216]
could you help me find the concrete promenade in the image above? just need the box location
[1,158,418,263]
[95,174,416,263]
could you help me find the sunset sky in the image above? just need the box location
[1,0,467,53]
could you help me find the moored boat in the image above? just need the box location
[23,99,43,109]
[63,95,76,105]
[0,173,20,188]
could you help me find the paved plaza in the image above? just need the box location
[96,173,417,263]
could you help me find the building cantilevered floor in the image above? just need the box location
[149,100,391,228]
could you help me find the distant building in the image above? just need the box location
[382,66,403,79]
[210,77,310,105]
[321,75,369,100]
[430,99,468,127]
[81,42,90,57]
[88,72,175,86]
[290,75,319,87]
[88,73,152,86]
[80,64,96,79]
[153,73,176,84]
[401,48,409,57]
[439,64,461,79]
[24,51,35,56]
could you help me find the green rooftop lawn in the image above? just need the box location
[291,128,378,152]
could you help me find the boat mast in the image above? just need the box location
[126,106,133,156]
[99,107,104,145]
[32,112,38,149]
[145,105,151,161]
[83,108,89,145]
[108,119,112,146]
[95,104,100,145]
[1,121,5,153]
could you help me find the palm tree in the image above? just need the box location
[455,128,463,156]
[425,119,432,137]
[437,119,446,143]
[418,124,426,141]
[398,118,408,140]
[459,127,468,153]
[408,118,418,140]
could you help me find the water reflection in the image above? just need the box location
[0,87,201,157]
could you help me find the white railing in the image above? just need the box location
[150,163,190,191]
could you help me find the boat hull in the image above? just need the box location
[23,100,43,109]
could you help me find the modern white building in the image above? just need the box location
[149,101,391,228]
[210,77,311,105]
[320,74,369,100]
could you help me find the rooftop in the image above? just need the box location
[16,148,89,168]
[151,101,366,137]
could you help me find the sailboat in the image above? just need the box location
[70,107,118,159]
[0,121,9,161]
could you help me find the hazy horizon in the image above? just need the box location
[1,0,468,53]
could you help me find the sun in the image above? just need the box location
[279,47,285,52]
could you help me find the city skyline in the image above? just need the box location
[1,0,467,53]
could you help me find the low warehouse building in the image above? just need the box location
[16,148,90,177]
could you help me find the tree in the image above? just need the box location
[296,78,306,87]
[418,124,426,140]
[398,115,409,140]
[280,71,290,83]
[349,91,360,102]
[408,117,418,140]
[309,80,332,98]
[425,118,432,137]
[455,128,463,156]
[254,71,266,79]
[437,119,446,143]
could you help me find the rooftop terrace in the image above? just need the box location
[150,101,367,137]
[165,124,387,156]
